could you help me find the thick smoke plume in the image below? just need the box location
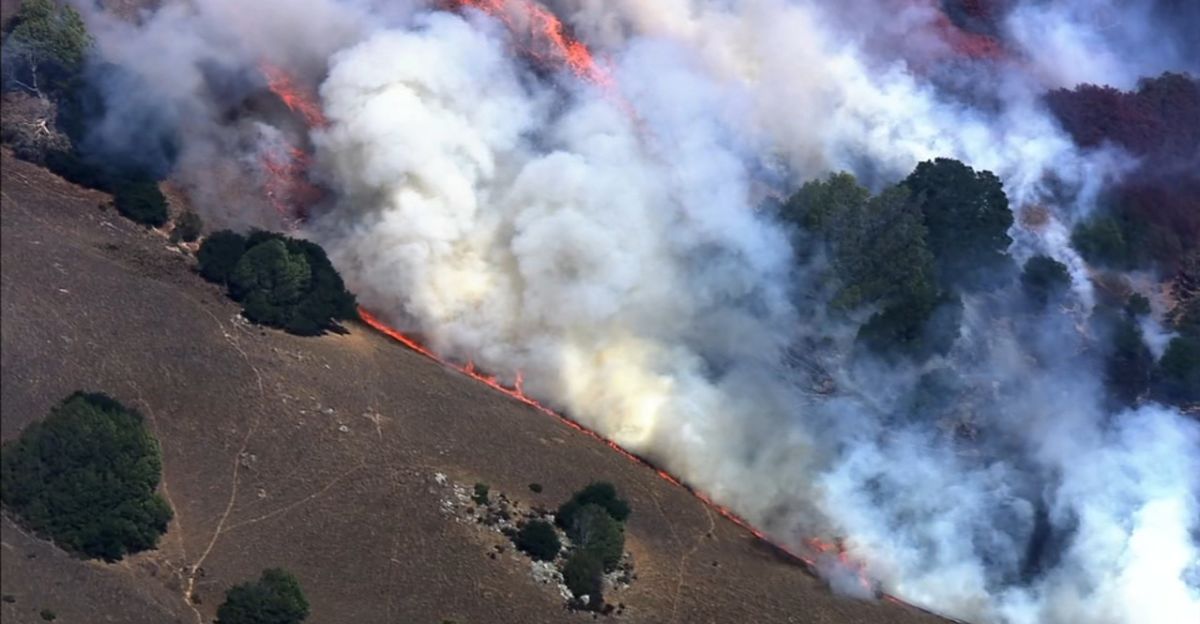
[75,1,1198,623]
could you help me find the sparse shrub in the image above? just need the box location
[562,550,604,610]
[569,504,625,572]
[0,392,171,562]
[197,230,248,284]
[528,482,543,493]
[556,482,630,530]
[515,519,560,561]
[472,483,490,505]
[39,608,56,621]
[216,568,309,624]
[1021,255,1071,307]
[172,210,203,243]
[113,179,168,227]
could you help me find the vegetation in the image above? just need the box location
[1104,316,1154,407]
[195,230,356,336]
[567,504,625,572]
[555,482,630,530]
[0,392,171,562]
[172,210,204,243]
[113,179,168,227]
[1154,336,1200,404]
[1021,256,1071,307]
[528,482,543,493]
[3,0,92,97]
[216,568,309,624]
[39,609,56,621]
[515,520,560,562]
[472,483,490,505]
[904,158,1014,292]
[562,550,605,610]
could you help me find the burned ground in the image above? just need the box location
[0,149,948,623]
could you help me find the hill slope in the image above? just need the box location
[0,150,948,624]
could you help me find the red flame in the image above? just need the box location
[260,61,328,128]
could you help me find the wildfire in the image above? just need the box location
[357,307,885,596]
[260,61,328,128]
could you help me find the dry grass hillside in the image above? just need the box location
[0,149,949,624]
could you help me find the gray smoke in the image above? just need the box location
[73,1,1200,623]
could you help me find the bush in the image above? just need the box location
[515,520,560,561]
[113,179,168,227]
[216,568,309,624]
[562,550,604,609]
[39,609,56,621]
[556,482,630,530]
[472,483,490,505]
[198,230,248,283]
[1021,255,1071,307]
[569,504,625,572]
[197,230,356,336]
[0,392,171,561]
[528,482,543,493]
[1154,336,1200,404]
[172,210,203,243]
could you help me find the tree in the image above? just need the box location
[556,482,630,530]
[1105,317,1154,407]
[904,158,1015,291]
[1154,336,1200,404]
[857,292,963,360]
[515,520,560,561]
[198,230,248,284]
[216,568,309,624]
[4,0,92,97]
[569,504,625,572]
[113,179,168,227]
[1021,255,1071,307]
[0,392,172,562]
[562,550,604,610]
[172,210,203,243]
[1070,215,1135,269]
[230,239,313,327]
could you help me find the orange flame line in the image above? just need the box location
[260,61,329,128]
[355,307,964,616]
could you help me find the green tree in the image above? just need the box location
[904,158,1015,291]
[113,180,168,227]
[515,520,560,561]
[1105,317,1153,407]
[216,568,309,624]
[0,392,172,562]
[4,0,92,96]
[781,172,871,234]
[556,482,630,530]
[1154,336,1200,404]
[230,238,313,328]
[1021,255,1071,307]
[562,550,604,610]
[1071,215,1134,269]
[171,210,203,243]
[569,504,625,572]
[857,292,963,360]
[198,230,248,284]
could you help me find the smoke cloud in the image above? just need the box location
[73,1,1199,623]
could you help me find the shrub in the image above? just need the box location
[528,482,543,493]
[472,483,490,505]
[556,482,630,530]
[172,210,203,243]
[569,504,625,572]
[1021,255,1071,307]
[515,520,560,561]
[0,392,171,562]
[39,609,56,621]
[562,550,604,609]
[216,568,309,624]
[113,179,168,227]
[198,230,248,284]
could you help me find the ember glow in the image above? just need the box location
[260,61,328,128]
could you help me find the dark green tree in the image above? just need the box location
[1105,317,1154,407]
[4,0,92,96]
[857,292,963,361]
[515,520,560,561]
[230,239,313,327]
[171,210,203,243]
[198,230,248,284]
[1021,255,1071,307]
[1071,215,1135,269]
[556,482,630,530]
[904,158,1015,291]
[569,504,625,572]
[113,180,168,227]
[1154,336,1200,404]
[562,550,604,610]
[0,392,172,562]
[780,172,871,234]
[216,568,309,624]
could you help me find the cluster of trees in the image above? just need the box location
[197,230,357,336]
[216,568,309,624]
[782,157,1013,360]
[0,392,172,562]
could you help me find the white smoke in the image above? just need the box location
[73,1,1200,623]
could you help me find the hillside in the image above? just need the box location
[0,149,949,623]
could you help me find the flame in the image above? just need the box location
[357,307,897,601]
[260,61,329,128]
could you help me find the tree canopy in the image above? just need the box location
[515,519,560,562]
[4,0,92,96]
[568,504,625,572]
[0,392,171,561]
[556,482,630,530]
[216,568,309,624]
[1021,255,1071,307]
